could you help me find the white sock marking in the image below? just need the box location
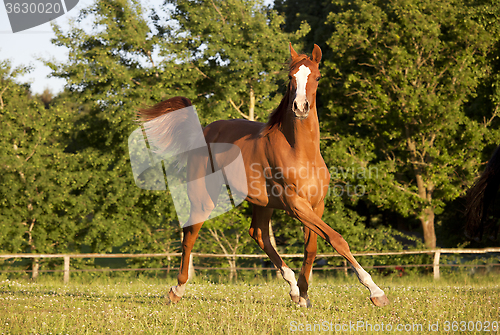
[353,266,385,298]
[281,267,299,298]
[171,283,186,297]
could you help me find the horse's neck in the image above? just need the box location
[280,107,321,156]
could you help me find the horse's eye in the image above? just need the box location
[288,75,292,80]
[316,77,321,82]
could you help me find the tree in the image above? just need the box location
[274,0,338,56]
[0,59,87,275]
[196,205,256,281]
[45,0,185,258]
[160,0,305,123]
[323,0,500,247]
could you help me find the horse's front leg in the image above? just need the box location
[296,202,323,307]
[288,196,389,307]
[249,205,300,304]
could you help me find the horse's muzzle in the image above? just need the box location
[293,100,310,119]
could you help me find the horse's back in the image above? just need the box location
[201,118,273,206]
[203,119,264,144]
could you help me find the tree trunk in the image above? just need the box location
[414,173,436,248]
[406,127,437,248]
[420,207,436,248]
[229,256,237,281]
[415,173,437,248]
[249,86,255,122]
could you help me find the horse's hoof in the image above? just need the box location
[298,296,311,308]
[168,288,182,304]
[370,294,389,307]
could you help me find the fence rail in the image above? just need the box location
[1,248,499,283]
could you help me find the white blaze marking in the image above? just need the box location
[293,65,311,99]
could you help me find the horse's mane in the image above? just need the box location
[262,54,310,135]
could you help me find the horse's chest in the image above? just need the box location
[271,161,330,202]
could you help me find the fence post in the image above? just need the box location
[433,251,441,280]
[63,256,70,283]
[32,258,39,280]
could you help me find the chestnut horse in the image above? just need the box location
[138,44,389,307]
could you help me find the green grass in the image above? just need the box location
[0,273,499,334]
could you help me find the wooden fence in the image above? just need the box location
[0,248,499,283]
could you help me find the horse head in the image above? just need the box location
[288,43,322,120]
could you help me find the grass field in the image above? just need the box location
[0,273,499,334]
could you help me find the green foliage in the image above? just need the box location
[160,0,298,123]
[0,60,86,255]
[279,0,500,247]
[3,0,500,272]
[43,0,185,257]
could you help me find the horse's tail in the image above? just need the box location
[465,144,500,240]
[137,96,204,165]
[137,96,192,122]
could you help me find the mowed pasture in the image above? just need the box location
[0,274,499,334]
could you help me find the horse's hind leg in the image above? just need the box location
[169,145,218,303]
[248,206,300,305]
[169,200,215,303]
[169,220,204,303]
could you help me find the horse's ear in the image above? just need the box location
[312,44,322,63]
[289,42,298,59]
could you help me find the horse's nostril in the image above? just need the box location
[305,101,309,110]
[293,101,298,110]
